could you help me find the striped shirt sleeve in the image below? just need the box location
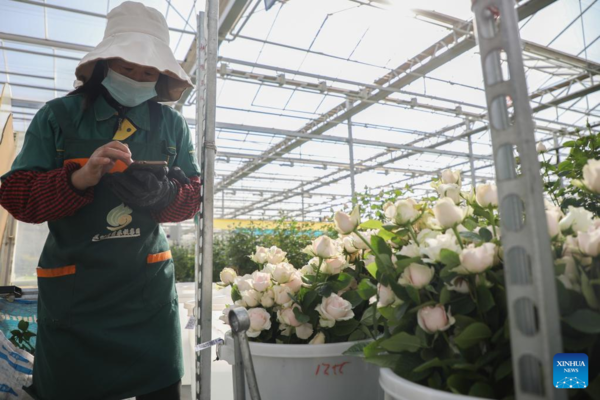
[151,176,201,223]
[0,163,94,224]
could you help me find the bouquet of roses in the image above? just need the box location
[341,163,600,399]
[219,221,382,344]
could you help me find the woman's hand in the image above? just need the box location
[71,141,133,191]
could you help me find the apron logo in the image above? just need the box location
[107,204,133,231]
[92,204,141,242]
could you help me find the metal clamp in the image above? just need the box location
[229,307,261,400]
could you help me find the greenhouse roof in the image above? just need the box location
[1,0,599,221]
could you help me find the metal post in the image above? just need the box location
[301,191,305,222]
[0,217,17,285]
[346,100,356,204]
[229,308,262,400]
[468,135,477,189]
[195,0,219,398]
[473,1,565,400]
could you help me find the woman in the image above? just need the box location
[0,2,201,399]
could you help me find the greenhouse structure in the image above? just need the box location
[0,0,599,399]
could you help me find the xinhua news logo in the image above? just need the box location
[553,353,588,389]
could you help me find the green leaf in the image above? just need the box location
[293,307,310,324]
[23,332,36,340]
[394,301,410,321]
[366,262,378,279]
[302,290,319,312]
[331,319,360,336]
[494,359,512,381]
[360,220,383,230]
[348,329,367,342]
[395,256,422,270]
[365,354,401,369]
[450,295,476,315]
[459,231,482,242]
[343,341,369,357]
[440,287,451,305]
[364,338,385,357]
[342,290,364,308]
[447,374,470,394]
[357,279,377,300]
[439,249,460,268]
[462,218,478,231]
[231,285,242,302]
[454,322,492,349]
[469,382,495,398]
[563,309,600,334]
[414,357,445,373]
[405,285,421,304]
[377,229,396,241]
[380,332,421,353]
[476,284,495,313]
[360,304,377,326]
[317,284,334,298]
[18,320,29,332]
[330,272,353,292]
[479,228,493,242]
[581,269,600,310]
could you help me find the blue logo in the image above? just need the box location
[554,353,588,389]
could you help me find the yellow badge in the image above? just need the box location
[113,118,137,141]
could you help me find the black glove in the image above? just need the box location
[168,167,190,185]
[103,164,178,212]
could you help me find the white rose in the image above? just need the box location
[315,294,354,328]
[559,207,594,233]
[417,229,441,243]
[241,290,261,307]
[399,243,421,258]
[220,267,237,286]
[536,142,547,153]
[455,243,497,274]
[249,271,269,292]
[577,227,600,257]
[312,236,338,259]
[433,198,466,228]
[441,169,461,185]
[234,274,254,292]
[272,262,296,284]
[321,256,348,275]
[476,184,499,208]
[250,246,269,264]
[437,183,461,204]
[420,233,460,263]
[385,199,419,225]
[284,271,303,293]
[377,284,401,308]
[266,246,287,264]
[351,231,376,250]
[296,323,314,340]
[342,236,359,254]
[300,264,315,276]
[445,277,470,294]
[309,332,326,344]
[397,263,435,289]
[583,159,600,194]
[272,285,294,306]
[277,305,302,327]
[417,305,455,334]
[334,206,360,234]
[260,290,275,308]
[247,308,272,338]
[546,209,562,238]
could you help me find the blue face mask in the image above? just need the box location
[101,68,158,107]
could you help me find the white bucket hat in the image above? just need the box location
[75,1,193,102]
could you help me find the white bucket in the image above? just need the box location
[176,283,196,386]
[379,368,486,400]
[219,333,383,400]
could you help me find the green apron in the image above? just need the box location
[25,98,184,400]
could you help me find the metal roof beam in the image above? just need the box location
[217,122,491,159]
[216,0,558,191]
